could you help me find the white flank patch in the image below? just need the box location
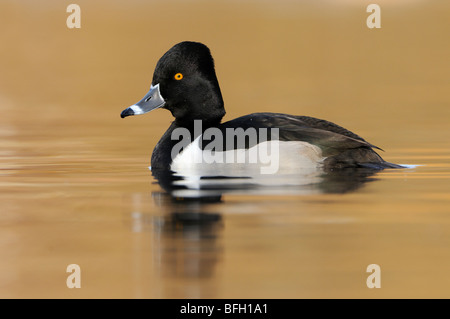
[170,136,325,178]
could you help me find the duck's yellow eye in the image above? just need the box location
[174,73,183,80]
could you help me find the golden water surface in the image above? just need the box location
[1,0,450,298]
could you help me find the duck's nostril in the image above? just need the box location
[145,96,152,102]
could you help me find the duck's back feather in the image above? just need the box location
[220,113,402,170]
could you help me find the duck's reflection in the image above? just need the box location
[130,167,383,297]
[151,166,381,198]
[125,192,223,296]
[151,192,223,280]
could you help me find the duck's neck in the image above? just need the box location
[150,118,222,170]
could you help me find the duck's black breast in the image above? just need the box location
[150,112,402,171]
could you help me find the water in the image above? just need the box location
[1,0,450,298]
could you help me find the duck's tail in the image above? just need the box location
[357,161,406,170]
[323,147,405,171]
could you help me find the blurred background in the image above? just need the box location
[0,0,449,298]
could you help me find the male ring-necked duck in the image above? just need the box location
[121,41,403,176]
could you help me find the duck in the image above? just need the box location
[121,41,403,177]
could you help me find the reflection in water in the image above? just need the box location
[133,166,384,297]
[151,166,382,198]
[151,192,223,279]
[129,191,224,297]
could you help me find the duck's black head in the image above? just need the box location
[121,41,225,125]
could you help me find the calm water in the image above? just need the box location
[1,0,450,298]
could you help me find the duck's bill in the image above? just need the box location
[121,83,165,118]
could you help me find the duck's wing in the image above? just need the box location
[220,113,402,169]
[220,113,379,154]
[282,114,382,149]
